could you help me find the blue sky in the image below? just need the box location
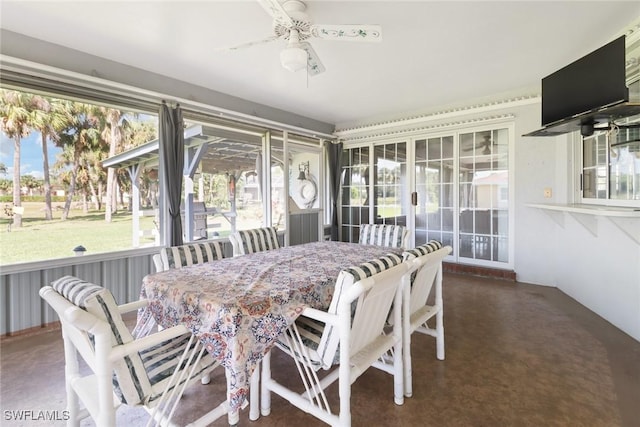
[0,131,62,179]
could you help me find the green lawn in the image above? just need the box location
[0,202,156,265]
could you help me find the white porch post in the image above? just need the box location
[128,164,142,247]
[183,144,209,242]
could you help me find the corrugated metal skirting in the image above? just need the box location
[0,250,157,336]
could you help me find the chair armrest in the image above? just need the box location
[109,324,190,361]
[299,307,339,326]
[117,299,148,314]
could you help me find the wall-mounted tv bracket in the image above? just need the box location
[586,121,640,138]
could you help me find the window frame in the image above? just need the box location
[579,116,640,209]
[0,61,332,265]
[340,121,515,269]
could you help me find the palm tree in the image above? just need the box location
[100,108,127,222]
[83,146,108,211]
[0,90,35,228]
[56,102,101,220]
[0,178,11,195]
[30,96,69,220]
[21,174,42,196]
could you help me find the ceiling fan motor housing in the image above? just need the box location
[274,0,312,40]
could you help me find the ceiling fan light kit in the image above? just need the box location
[223,0,382,76]
[280,45,307,72]
[280,28,307,72]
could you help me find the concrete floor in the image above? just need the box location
[1,272,639,427]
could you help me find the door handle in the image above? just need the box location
[411,192,417,206]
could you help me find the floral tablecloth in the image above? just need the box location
[135,241,402,412]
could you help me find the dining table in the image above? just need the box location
[134,240,404,424]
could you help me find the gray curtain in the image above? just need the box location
[160,102,184,246]
[325,141,343,241]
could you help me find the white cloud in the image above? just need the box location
[23,169,44,180]
[0,165,43,180]
[0,134,13,159]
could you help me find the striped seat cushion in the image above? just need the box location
[160,241,225,270]
[359,224,408,249]
[234,227,280,254]
[287,253,403,368]
[51,276,218,407]
[402,240,443,260]
[51,275,104,308]
[52,276,150,405]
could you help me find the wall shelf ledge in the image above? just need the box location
[527,203,640,244]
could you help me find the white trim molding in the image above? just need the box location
[334,94,538,141]
[336,113,517,143]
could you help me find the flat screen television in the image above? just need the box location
[541,35,628,127]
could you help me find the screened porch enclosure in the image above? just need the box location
[103,121,327,248]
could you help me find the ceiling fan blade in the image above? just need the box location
[301,42,325,76]
[310,24,382,42]
[463,142,487,152]
[257,0,294,27]
[217,35,280,52]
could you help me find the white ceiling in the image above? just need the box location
[1,1,639,129]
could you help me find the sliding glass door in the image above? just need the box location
[341,146,370,243]
[340,126,512,267]
[340,141,409,243]
[414,135,455,248]
[458,129,509,263]
[373,141,408,228]
[340,126,511,268]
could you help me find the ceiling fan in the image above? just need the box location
[464,135,499,155]
[221,0,382,76]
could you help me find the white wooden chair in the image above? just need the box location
[260,253,410,427]
[397,240,452,397]
[358,224,409,249]
[40,276,229,427]
[151,240,227,386]
[229,226,280,256]
[153,240,226,272]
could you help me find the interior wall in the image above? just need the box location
[512,103,640,341]
[342,101,640,342]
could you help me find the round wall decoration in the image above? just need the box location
[298,178,317,208]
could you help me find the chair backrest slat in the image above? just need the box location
[231,227,280,256]
[359,224,408,249]
[349,266,404,354]
[402,241,452,316]
[317,253,405,368]
[157,240,225,271]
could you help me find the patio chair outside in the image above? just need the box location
[260,253,410,426]
[40,276,227,427]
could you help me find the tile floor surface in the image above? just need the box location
[1,273,639,427]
